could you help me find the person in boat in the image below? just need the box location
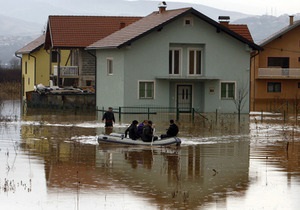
[137,120,148,138]
[125,120,139,140]
[141,120,158,142]
[160,119,179,139]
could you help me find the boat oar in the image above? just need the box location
[151,128,156,146]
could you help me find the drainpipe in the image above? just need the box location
[56,50,61,87]
[15,53,23,115]
[87,50,97,110]
[250,51,260,111]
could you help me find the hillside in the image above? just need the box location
[0,1,299,65]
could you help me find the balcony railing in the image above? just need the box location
[258,68,300,78]
[53,66,79,77]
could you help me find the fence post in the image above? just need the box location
[261,110,263,123]
[119,107,121,122]
[215,109,218,124]
[176,108,179,121]
[147,107,150,119]
[192,108,195,122]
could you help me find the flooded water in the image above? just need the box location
[0,100,300,209]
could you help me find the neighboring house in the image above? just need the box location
[44,16,141,87]
[250,16,300,113]
[15,34,70,100]
[87,4,260,113]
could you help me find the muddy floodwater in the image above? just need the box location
[0,100,300,210]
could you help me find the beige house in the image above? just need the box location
[251,16,300,113]
[15,34,70,100]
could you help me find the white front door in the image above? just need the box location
[177,85,192,112]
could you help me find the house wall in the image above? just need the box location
[95,13,252,113]
[96,49,125,109]
[80,50,96,86]
[22,48,49,100]
[251,25,300,112]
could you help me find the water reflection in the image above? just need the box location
[96,141,250,209]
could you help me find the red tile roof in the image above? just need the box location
[16,34,45,54]
[45,16,142,49]
[88,8,260,50]
[88,8,192,49]
[228,24,253,42]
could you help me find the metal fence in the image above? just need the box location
[97,106,242,125]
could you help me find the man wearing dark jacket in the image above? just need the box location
[141,120,157,142]
[160,119,179,139]
[102,107,115,127]
[125,120,139,140]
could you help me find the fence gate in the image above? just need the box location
[177,85,192,113]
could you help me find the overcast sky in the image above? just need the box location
[168,0,299,16]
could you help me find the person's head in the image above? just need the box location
[143,120,148,125]
[108,107,113,111]
[170,119,174,124]
[132,120,138,125]
[148,120,153,126]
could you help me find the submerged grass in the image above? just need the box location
[0,82,21,100]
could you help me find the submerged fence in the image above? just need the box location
[97,106,247,125]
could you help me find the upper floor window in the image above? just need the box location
[107,58,113,75]
[267,82,281,92]
[188,49,202,75]
[169,48,181,75]
[52,51,58,63]
[268,57,289,68]
[139,81,154,99]
[221,82,235,100]
[25,61,27,74]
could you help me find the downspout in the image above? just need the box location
[88,50,97,110]
[15,53,23,115]
[57,50,61,86]
[250,50,260,112]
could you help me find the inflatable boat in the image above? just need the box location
[97,133,181,146]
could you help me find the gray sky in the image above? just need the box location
[169,0,299,16]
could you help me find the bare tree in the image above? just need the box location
[9,58,20,69]
[233,83,248,123]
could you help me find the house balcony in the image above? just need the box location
[258,68,300,79]
[53,66,79,78]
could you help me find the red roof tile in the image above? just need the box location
[45,16,142,49]
[88,8,260,50]
[228,24,253,42]
[88,8,191,49]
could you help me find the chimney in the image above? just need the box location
[158,1,167,13]
[289,15,294,25]
[218,16,230,27]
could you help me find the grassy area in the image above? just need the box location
[0,82,21,100]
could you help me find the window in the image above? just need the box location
[107,58,113,75]
[267,82,281,92]
[221,82,235,99]
[188,49,202,75]
[139,81,154,99]
[51,51,58,63]
[25,61,27,74]
[268,57,289,68]
[184,17,193,26]
[169,48,181,75]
